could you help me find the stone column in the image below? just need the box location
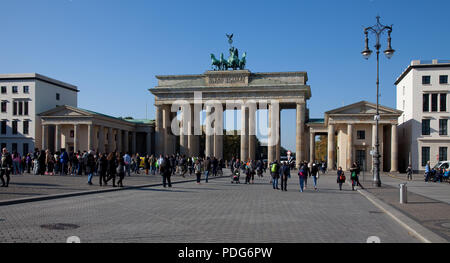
[267,104,275,163]
[180,110,187,155]
[155,105,163,155]
[41,124,48,150]
[276,110,281,163]
[188,104,199,157]
[74,124,80,153]
[87,124,94,152]
[296,103,305,168]
[55,124,61,151]
[310,131,315,163]
[107,127,113,153]
[162,105,171,155]
[124,130,129,154]
[117,129,123,153]
[98,126,105,153]
[132,131,137,154]
[347,124,354,170]
[391,124,398,172]
[205,105,213,158]
[327,124,335,170]
[214,105,223,160]
[240,104,248,161]
[248,106,256,161]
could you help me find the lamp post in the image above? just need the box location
[362,16,395,187]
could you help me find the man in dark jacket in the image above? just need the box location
[204,157,211,183]
[1,148,13,187]
[160,156,172,188]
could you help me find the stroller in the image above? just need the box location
[231,169,240,184]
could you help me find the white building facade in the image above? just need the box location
[396,60,450,172]
[0,74,78,155]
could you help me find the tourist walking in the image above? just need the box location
[12,151,21,175]
[337,167,345,191]
[194,159,202,184]
[298,163,307,192]
[204,157,211,183]
[116,157,126,187]
[1,148,13,187]
[97,153,108,186]
[270,160,280,190]
[86,151,96,185]
[160,156,172,188]
[60,149,69,175]
[350,162,364,190]
[311,162,319,191]
[425,161,431,182]
[106,152,118,187]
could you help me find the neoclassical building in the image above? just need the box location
[38,105,154,154]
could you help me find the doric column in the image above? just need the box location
[74,124,80,153]
[310,131,315,163]
[155,105,163,155]
[327,124,335,170]
[347,124,354,170]
[248,105,256,161]
[205,105,213,158]
[124,130,129,154]
[296,103,305,168]
[180,109,187,155]
[188,104,199,157]
[391,124,398,172]
[41,124,48,150]
[276,109,281,163]
[98,125,105,153]
[55,124,61,151]
[87,124,93,152]
[213,104,224,160]
[267,104,275,163]
[132,131,137,154]
[117,129,123,153]
[240,104,248,161]
[163,105,171,155]
[107,127,113,153]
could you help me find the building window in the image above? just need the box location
[357,130,365,140]
[18,101,23,116]
[12,86,18,94]
[23,86,29,93]
[24,101,28,115]
[440,119,448,136]
[23,143,29,155]
[1,121,6,134]
[431,94,438,112]
[1,86,6,94]
[440,147,448,162]
[441,94,447,112]
[23,121,29,135]
[12,121,18,135]
[422,147,430,167]
[12,143,17,153]
[422,119,431,135]
[440,75,448,84]
[13,101,17,116]
[422,76,431,85]
[56,93,60,101]
[423,94,429,112]
[1,102,6,113]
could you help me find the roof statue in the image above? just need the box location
[210,34,247,71]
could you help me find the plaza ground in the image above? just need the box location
[0,170,433,243]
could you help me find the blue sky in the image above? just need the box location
[1,0,449,152]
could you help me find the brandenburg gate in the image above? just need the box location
[150,69,311,168]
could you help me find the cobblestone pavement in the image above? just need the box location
[359,173,450,241]
[0,171,199,201]
[0,172,419,243]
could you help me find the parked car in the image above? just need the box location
[433,161,450,170]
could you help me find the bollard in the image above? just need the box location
[399,183,407,204]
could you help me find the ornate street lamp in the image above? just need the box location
[362,16,395,187]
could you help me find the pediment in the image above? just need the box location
[326,101,402,115]
[39,106,93,117]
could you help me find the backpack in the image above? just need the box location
[271,163,277,173]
